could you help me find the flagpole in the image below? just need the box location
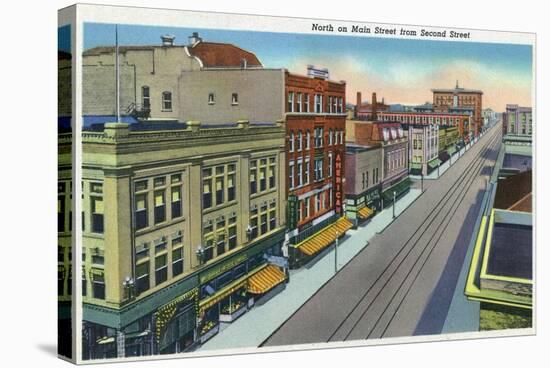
[115,24,120,123]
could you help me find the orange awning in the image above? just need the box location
[297,217,353,256]
[358,206,374,219]
[247,265,286,294]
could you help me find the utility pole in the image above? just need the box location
[392,191,396,219]
[421,173,424,192]
[115,24,120,123]
[334,230,339,273]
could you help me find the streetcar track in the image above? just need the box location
[371,132,502,339]
[327,126,501,342]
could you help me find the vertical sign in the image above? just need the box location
[286,194,298,230]
[334,152,343,215]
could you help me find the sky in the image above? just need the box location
[84,23,533,112]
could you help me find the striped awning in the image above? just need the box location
[247,265,286,294]
[297,217,353,256]
[199,278,248,312]
[358,206,374,220]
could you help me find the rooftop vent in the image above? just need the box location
[188,32,202,46]
[161,35,175,47]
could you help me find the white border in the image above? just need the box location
[68,2,537,365]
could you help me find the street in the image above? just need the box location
[262,123,502,346]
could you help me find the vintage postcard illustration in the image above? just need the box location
[58,4,535,363]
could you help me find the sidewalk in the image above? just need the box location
[198,188,422,351]
[410,139,476,181]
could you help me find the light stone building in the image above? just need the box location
[59,119,288,359]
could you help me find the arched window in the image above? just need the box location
[162,91,172,111]
[141,86,150,110]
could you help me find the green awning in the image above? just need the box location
[410,162,422,169]
[382,177,411,201]
[428,158,442,169]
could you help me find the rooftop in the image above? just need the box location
[487,222,532,279]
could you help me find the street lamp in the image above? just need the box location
[122,276,135,300]
[392,191,396,219]
[196,245,205,265]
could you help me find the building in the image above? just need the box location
[344,144,383,226]
[406,124,439,176]
[82,33,263,122]
[502,104,532,137]
[61,119,288,359]
[432,81,483,136]
[465,134,533,330]
[348,121,410,207]
[284,66,352,268]
[438,126,460,163]
[355,92,389,119]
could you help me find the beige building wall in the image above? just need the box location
[80,122,286,309]
[83,47,202,119]
[178,69,285,123]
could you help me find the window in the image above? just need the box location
[288,92,294,112]
[328,152,333,177]
[216,231,226,256]
[232,93,239,105]
[297,93,302,112]
[297,161,303,187]
[91,196,104,234]
[202,168,212,209]
[154,190,166,224]
[92,255,104,266]
[289,132,295,152]
[136,262,150,294]
[172,248,183,276]
[304,157,310,184]
[162,91,172,111]
[315,193,322,212]
[315,94,323,113]
[306,130,311,149]
[338,97,343,113]
[155,238,167,253]
[304,198,310,219]
[289,162,295,189]
[269,204,276,230]
[329,129,333,145]
[135,193,148,230]
[249,160,258,195]
[171,186,182,218]
[82,272,87,297]
[155,255,167,285]
[333,96,338,113]
[315,158,324,181]
[92,273,105,300]
[227,173,236,202]
[249,208,258,240]
[259,159,267,192]
[329,96,333,113]
[314,127,324,147]
[228,218,237,250]
[268,158,276,189]
[142,86,150,110]
[208,93,215,105]
[297,131,303,151]
[215,176,224,205]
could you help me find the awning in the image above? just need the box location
[382,177,411,201]
[410,162,422,170]
[199,277,248,312]
[248,265,286,294]
[358,206,374,220]
[447,145,457,155]
[297,217,353,256]
[428,158,442,169]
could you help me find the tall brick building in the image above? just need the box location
[432,82,483,136]
[284,67,352,268]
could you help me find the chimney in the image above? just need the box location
[188,32,202,46]
[356,92,362,117]
[372,92,378,121]
[161,35,175,47]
